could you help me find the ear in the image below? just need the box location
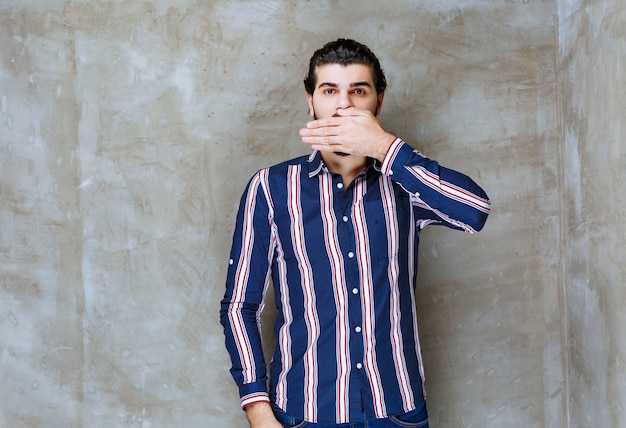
[375,92,385,117]
[306,92,315,117]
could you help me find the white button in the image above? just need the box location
[352,288,359,295]
[348,251,354,258]
[355,326,362,333]
[342,215,349,223]
[413,192,420,197]
[229,259,234,265]
[389,170,394,175]
[337,182,344,189]
[356,363,363,369]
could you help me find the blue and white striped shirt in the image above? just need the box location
[220,138,490,424]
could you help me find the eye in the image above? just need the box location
[323,88,336,95]
[353,88,365,95]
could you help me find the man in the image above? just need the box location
[220,39,490,427]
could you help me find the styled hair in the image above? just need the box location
[303,38,387,95]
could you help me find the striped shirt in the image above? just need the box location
[220,138,490,423]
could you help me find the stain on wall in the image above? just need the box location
[0,0,619,427]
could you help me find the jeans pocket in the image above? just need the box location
[388,402,429,428]
[271,404,308,428]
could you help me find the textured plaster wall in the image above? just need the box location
[0,1,570,427]
[557,1,626,427]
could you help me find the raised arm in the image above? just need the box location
[380,138,491,232]
[299,108,490,232]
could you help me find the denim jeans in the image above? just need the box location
[271,401,429,428]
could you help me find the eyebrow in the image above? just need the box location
[318,81,373,89]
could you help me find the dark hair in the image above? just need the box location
[303,38,387,95]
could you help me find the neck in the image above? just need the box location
[321,152,368,188]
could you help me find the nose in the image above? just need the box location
[337,90,353,109]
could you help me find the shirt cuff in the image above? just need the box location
[380,137,406,175]
[241,392,270,409]
[239,381,270,409]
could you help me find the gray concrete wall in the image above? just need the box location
[557,1,626,427]
[0,0,616,427]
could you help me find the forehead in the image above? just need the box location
[314,63,375,87]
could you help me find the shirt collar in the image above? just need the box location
[307,150,325,178]
[307,150,381,178]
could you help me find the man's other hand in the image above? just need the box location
[244,402,283,428]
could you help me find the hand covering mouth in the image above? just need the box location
[332,113,349,156]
